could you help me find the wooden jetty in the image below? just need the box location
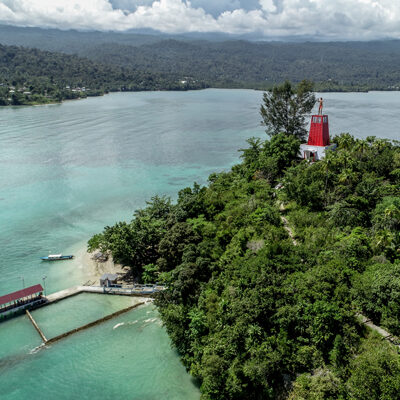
[3,283,165,347]
[0,283,164,322]
[1,282,165,349]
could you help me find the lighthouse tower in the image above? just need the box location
[299,114,336,161]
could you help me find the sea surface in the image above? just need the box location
[0,89,399,399]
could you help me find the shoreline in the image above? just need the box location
[2,87,400,109]
[0,87,206,109]
[73,245,128,287]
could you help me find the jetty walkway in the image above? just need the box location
[45,284,165,304]
[1,283,165,346]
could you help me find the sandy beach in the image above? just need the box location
[71,245,129,286]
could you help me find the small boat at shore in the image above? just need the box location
[41,254,74,261]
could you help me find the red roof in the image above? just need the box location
[0,284,44,306]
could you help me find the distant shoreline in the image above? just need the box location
[2,87,400,108]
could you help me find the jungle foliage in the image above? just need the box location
[260,80,315,141]
[0,44,206,105]
[90,125,400,398]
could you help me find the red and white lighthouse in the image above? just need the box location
[300,114,336,161]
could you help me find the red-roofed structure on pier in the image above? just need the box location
[299,114,336,161]
[0,284,45,320]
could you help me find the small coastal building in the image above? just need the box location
[100,273,119,287]
[0,284,45,320]
[299,115,336,161]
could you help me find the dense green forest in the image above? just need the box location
[2,25,400,91]
[0,24,163,52]
[81,40,400,91]
[89,92,400,398]
[0,44,206,105]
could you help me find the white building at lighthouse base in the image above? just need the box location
[299,143,337,161]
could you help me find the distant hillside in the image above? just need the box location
[0,24,164,52]
[0,44,206,106]
[2,25,400,91]
[83,39,400,90]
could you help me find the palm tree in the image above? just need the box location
[353,139,369,160]
[374,230,394,252]
[384,205,400,230]
[338,168,356,185]
[337,133,354,151]
[321,150,336,206]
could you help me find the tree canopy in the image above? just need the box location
[260,80,315,141]
[89,124,400,399]
[3,25,400,91]
[0,43,207,106]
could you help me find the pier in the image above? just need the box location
[1,283,165,322]
[0,283,165,347]
[45,284,165,305]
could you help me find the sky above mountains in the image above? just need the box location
[0,0,398,41]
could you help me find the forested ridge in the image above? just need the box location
[0,43,206,106]
[3,24,400,91]
[89,108,400,397]
[81,39,400,91]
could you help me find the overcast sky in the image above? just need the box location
[0,0,399,40]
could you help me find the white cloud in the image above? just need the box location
[259,0,277,13]
[0,0,400,39]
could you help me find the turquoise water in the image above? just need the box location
[0,89,264,295]
[30,293,144,338]
[1,304,200,400]
[1,89,400,399]
[0,294,144,360]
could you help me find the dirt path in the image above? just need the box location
[357,314,400,347]
[277,200,398,346]
[278,202,298,245]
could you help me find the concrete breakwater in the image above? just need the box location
[26,302,145,346]
[45,302,145,345]
[20,284,164,346]
[26,310,48,343]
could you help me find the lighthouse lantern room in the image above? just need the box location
[299,114,336,161]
